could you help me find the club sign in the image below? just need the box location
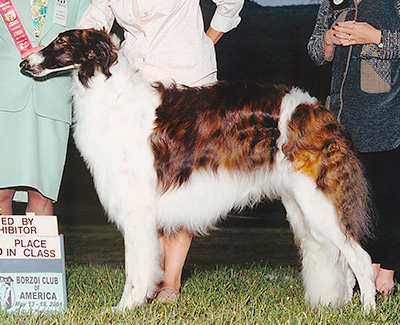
[0,213,67,313]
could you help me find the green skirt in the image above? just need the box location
[0,97,69,202]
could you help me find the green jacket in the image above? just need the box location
[0,0,90,123]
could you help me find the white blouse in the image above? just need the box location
[79,0,244,86]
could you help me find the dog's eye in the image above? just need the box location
[56,38,66,45]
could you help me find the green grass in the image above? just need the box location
[1,264,399,324]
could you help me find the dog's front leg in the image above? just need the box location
[116,204,163,310]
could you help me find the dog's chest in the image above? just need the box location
[69,72,159,214]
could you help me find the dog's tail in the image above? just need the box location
[282,101,372,242]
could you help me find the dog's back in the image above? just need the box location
[151,81,370,241]
[152,82,287,192]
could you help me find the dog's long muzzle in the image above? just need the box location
[19,55,46,76]
[19,59,29,71]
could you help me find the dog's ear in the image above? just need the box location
[78,62,95,88]
[96,41,112,76]
[89,40,118,79]
[79,31,119,87]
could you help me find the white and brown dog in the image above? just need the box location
[20,29,375,311]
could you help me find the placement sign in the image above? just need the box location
[0,215,58,236]
[0,270,65,312]
[0,214,67,313]
[0,235,61,259]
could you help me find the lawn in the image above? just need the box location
[0,263,399,324]
[0,225,399,324]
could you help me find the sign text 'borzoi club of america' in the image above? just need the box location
[0,214,67,313]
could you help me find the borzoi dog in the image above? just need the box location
[20,29,375,311]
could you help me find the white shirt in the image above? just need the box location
[79,0,244,86]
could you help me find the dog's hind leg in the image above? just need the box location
[335,238,375,312]
[282,195,351,308]
[283,173,375,311]
[116,204,163,310]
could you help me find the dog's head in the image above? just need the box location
[20,28,118,87]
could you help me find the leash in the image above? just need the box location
[337,0,359,122]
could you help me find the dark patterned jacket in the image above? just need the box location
[308,0,400,152]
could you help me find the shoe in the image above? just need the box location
[153,287,179,303]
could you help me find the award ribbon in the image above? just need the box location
[0,0,33,55]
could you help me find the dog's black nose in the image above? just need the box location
[19,59,28,70]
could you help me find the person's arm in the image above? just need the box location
[378,29,400,59]
[377,0,400,59]
[308,0,333,65]
[207,0,244,44]
[206,27,224,44]
[78,0,115,31]
[314,0,400,61]
[333,18,400,60]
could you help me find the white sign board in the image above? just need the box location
[0,236,61,259]
[0,214,67,314]
[0,214,58,236]
[0,272,64,312]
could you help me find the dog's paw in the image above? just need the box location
[116,296,145,311]
[362,296,376,314]
[116,285,147,311]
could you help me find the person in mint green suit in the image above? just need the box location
[0,0,90,215]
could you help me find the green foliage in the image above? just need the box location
[0,264,399,324]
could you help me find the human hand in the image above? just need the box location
[323,28,340,60]
[332,21,381,46]
[21,45,45,59]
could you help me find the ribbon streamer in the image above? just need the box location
[0,0,33,55]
